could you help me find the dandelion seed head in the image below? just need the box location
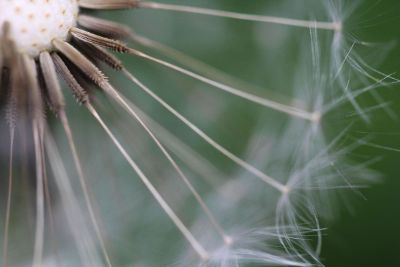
[0,1,393,266]
[0,0,79,56]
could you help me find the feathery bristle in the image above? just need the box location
[53,39,108,87]
[0,1,394,266]
[51,53,89,105]
[78,15,133,39]
[73,39,123,70]
[71,27,129,53]
[39,52,66,115]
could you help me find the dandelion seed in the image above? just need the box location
[0,1,392,266]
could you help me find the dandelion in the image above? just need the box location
[0,1,393,266]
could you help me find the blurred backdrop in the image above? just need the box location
[1,1,399,266]
[93,0,400,266]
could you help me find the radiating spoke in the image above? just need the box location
[137,2,341,31]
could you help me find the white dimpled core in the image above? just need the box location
[0,0,79,57]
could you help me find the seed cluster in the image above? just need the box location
[0,0,79,56]
[0,1,376,266]
[0,1,137,263]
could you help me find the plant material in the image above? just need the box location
[0,1,395,266]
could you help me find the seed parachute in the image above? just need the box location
[0,1,393,266]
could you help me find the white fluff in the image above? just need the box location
[0,0,79,56]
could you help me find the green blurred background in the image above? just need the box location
[321,0,400,266]
[94,1,400,266]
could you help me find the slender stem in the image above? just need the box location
[42,154,61,265]
[129,33,301,111]
[87,103,210,261]
[121,69,287,193]
[60,110,113,267]
[102,83,230,243]
[127,102,225,187]
[45,132,104,266]
[2,128,14,267]
[127,48,318,122]
[32,121,45,267]
[138,2,341,31]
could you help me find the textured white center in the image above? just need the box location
[0,0,79,57]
